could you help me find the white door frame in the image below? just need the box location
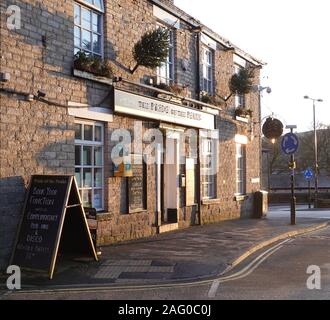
[163,130,180,222]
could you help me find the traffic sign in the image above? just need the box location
[281,133,299,155]
[304,169,314,180]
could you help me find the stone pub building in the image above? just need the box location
[0,0,264,269]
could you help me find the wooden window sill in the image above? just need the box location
[202,198,221,205]
[234,195,249,202]
[73,69,113,86]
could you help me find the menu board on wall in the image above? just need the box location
[128,162,146,213]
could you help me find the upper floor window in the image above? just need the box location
[157,27,175,85]
[74,0,104,57]
[234,64,246,108]
[202,47,214,95]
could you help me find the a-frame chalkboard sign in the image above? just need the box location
[11,175,98,279]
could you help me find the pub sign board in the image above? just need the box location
[10,175,98,279]
[114,89,216,130]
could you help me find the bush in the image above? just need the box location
[132,28,170,73]
[153,83,185,95]
[200,93,224,107]
[74,50,113,78]
[230,67,255,95]
[235,107,253,118]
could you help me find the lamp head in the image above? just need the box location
[304,95,309,100]
[317,99,323,102]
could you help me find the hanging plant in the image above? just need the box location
[153,83,185,95]
[200,94,220,106]
[131,28,170,74]
[235,107,253,118]
[262,117,284,140]
[229,67,255,95]
[74,50,113,78]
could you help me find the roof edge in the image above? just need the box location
[149,0,265,66]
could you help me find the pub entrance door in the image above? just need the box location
[155,130,180,233]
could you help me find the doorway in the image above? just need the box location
[156,130,180,233]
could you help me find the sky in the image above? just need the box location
[175,0,330,132]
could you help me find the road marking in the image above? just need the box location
[219,239,292,281]
[220,245,284,283]
[4,239,300,296]
[207,239,292,297]
[208,280,220,298]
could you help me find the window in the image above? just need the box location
[74,0,104,57]
[157,28,175,85]
[236,143,246,195]
[234,64,245,108]
[202,47,214,95]
[235,94,245,108]
[201,138,217,199]
[75,121,104,211]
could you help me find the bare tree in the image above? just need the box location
[297,123,330,177]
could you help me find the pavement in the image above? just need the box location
[1,205,329,291]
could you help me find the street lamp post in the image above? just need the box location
[304,96,323,208]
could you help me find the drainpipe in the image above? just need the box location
[194,28,202,225]
[195,30,201,101]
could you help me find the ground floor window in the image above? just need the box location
[201,137,217,200]
[236,143,246,195]
[75,120,104,211]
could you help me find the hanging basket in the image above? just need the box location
[262,117,284,140]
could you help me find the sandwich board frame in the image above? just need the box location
[10,175,98,280]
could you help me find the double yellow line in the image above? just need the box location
[4,239,292,297]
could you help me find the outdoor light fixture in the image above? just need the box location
[0,72,10,82]
[37,90,46,98]
[304,95,324,208]
[26,94,34,102]
[253,85,272,94]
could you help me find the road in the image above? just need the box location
[2,224,330,300]
[269,205,330,220]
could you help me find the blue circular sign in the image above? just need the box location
[304,169,314,180]
[281,133,299,155]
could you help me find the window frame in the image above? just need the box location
[235,143,246,196]
[157,25,175,85]
[74,0,104,57]
[234,64,246,109]
[201,137,217,200]
[202,46,214,95]
[75,119,105,211]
